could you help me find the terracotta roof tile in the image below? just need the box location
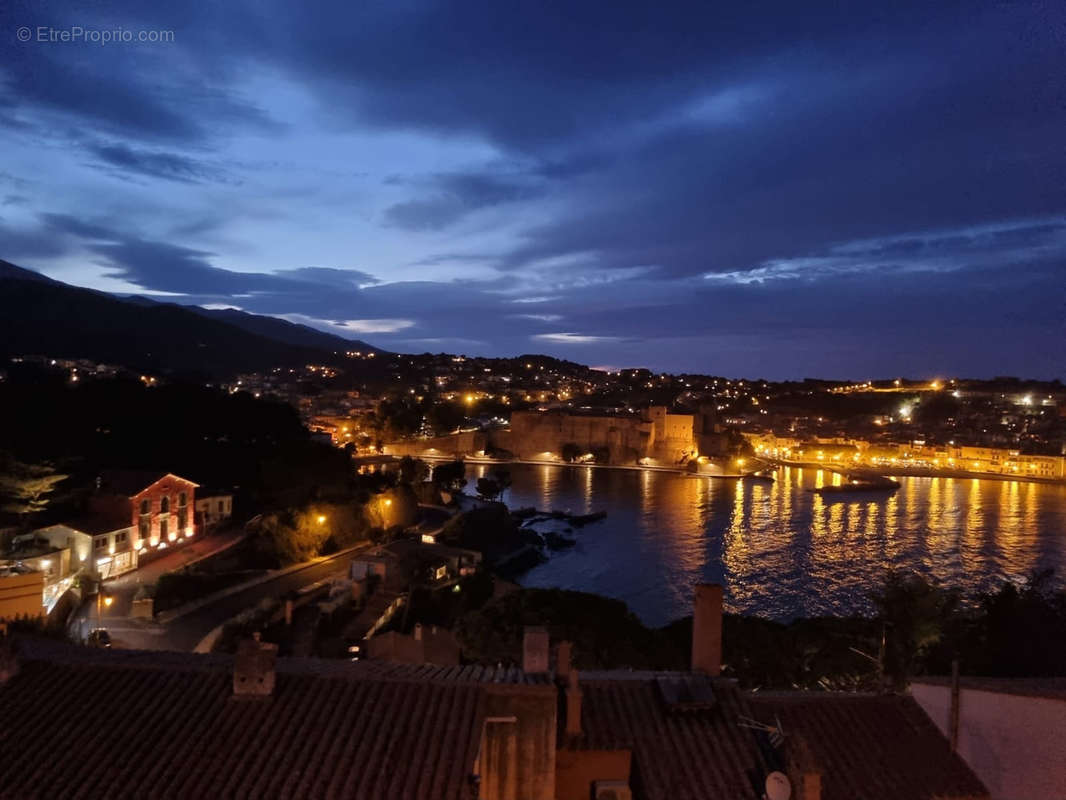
[568,674,769,800]
[98,470,198,497]
[0,642,488,800]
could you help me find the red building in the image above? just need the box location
[90,471,199,551]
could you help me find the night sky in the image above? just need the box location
[2,1,1064,379]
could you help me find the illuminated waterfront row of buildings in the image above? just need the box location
[747,434,1066,481]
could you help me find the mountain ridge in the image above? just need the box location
[0,259,382,377]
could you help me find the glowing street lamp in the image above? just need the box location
[316,514,327,525]
[96,591,113,627]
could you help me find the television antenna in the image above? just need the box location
[737,714,786,747]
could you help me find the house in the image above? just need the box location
[342,589,406,658]
[911,676,1066,800]
[91,470,199,551]
[23,525,92,576]
[1,530,76,610]
[22,471,201,579]
[0,567,44,621]
[0,585,989,800]
[367,623,462,666]
[194,491,233,531]
[384,538,483,586]
[58,507,138,579]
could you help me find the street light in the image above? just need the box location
[316,515,327,525]
[96,591,113,627]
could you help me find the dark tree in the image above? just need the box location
[476,477,500,501]
[431,460,467,493]
[398,456,430,485]
[561,443,582,463]
[491,467,512,501]
[0,453,68,525]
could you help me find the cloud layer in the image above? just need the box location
[1,0,1064,378]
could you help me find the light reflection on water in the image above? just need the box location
[469,462,1066,625]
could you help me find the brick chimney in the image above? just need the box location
[565,669,582,738]
[233,634,277,697]
[691,583,723,676]
[523,626,549,673]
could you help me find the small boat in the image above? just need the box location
[742,470,776,484]
[812,475,900,495]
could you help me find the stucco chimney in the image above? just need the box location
[787,733,822,800]
[0,637,17,686]
[414,622,423,641]
[523,626,549,673]
[798,770,822,800]
[565,669,582,738]
[691,583,723,676]
[556,640,573,683]
[233,634,277,697]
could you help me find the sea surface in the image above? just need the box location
[467,462,1066,626]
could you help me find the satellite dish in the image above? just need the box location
[765,771,792,800]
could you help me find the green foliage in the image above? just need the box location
[722,429,754,459]
[476,477,501,501]
[456,572,1066,685]
[375,396,424,439]
[0,452,68,520]
[491,467,512,500]
[398,456,430,486]
[0,378,356,513]
[560,443,582,463]
[431,460,467,493]
[425,401,465,435]
[438,503,535,562]
[874,571,960,687]
[457,588,686,669]
[923,568,1066,678]
[250,503,368,566]
[590,445,611,464]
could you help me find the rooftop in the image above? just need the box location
[0,639,550,800]
[0,640,989,800]
[97,469,199,497]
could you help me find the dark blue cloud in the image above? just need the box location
[0,0,1064,377]
[87,142,222,183]
[383,170,545,230]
